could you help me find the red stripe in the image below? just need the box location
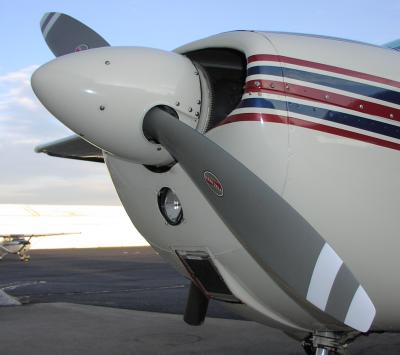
[245,80,400,123]
[248,54,400,90]
[220,113,400,151]
[220,112,287,126]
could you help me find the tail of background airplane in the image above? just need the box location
[383,38,400,50]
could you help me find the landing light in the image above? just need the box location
[158,187,183,226]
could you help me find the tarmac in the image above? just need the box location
[0,302,303,355]
[1,247,400,354]
[0,247,235,318]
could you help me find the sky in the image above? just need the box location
[1,0,399,205]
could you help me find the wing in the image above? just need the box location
[0,233,81,241]
[35,135,104,163]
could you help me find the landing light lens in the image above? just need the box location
[158,188,183,225]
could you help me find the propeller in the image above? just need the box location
[40,12,109,57]
[143,106,375,332]
[35,13,376,332]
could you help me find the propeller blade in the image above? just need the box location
[143,107,376,332]
[40,12,109,57]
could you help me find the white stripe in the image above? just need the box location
[246,74,283,82]
[283,62,400,93]
[229,107,287,116]
[248,60,400,93]
[40,12,52,29]
[230,104,400,144]
[284,77,400,110]
[344,286,376,332]
[230,98,400,144]
[43,12,61,38]
[306,243,343,311]
[247,61,282,68]
[241,92,400,128]
[246,73,400,111]
[285,110,400,144]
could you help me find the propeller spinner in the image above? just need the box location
[31,46,201,165]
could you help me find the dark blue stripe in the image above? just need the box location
[238,98,287,111]
[247,66,400,106]
[247,65,284,78]
[241,98,400,140]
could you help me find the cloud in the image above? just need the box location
[0,173,118,204]
[0,65,40,113]
[0,66,48,147]
[0,65,37,83]
[0,65,119,205]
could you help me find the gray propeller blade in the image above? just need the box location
[40,12,109,57]
[143,107,375,332]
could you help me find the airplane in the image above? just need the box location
[0,204,148,250]
[31,12,400,354]
[0,232,78,262]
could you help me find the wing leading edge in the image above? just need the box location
[0,233,80,240]
[35,135,104,163]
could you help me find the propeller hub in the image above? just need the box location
[32,46,202,165]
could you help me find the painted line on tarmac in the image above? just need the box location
[19,284,187,298]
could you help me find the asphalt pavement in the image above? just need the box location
[1,247,400,354]
[0,247,236,318]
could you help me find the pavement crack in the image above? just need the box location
[17,284,187,298]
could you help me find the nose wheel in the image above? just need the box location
[18,253,31,262]
[18,246,31,262]
[301,331,362,355]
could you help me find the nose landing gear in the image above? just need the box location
[18,245,31,262]
[302,330,361,355]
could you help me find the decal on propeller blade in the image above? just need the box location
[75,44,89,52]
[203,171,223,197]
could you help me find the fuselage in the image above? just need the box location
[104,31,400,334]
[0,240,29,255]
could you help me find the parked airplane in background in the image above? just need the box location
[32,12,400,354]
[0,204,148,258]
[0,232,77,262]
